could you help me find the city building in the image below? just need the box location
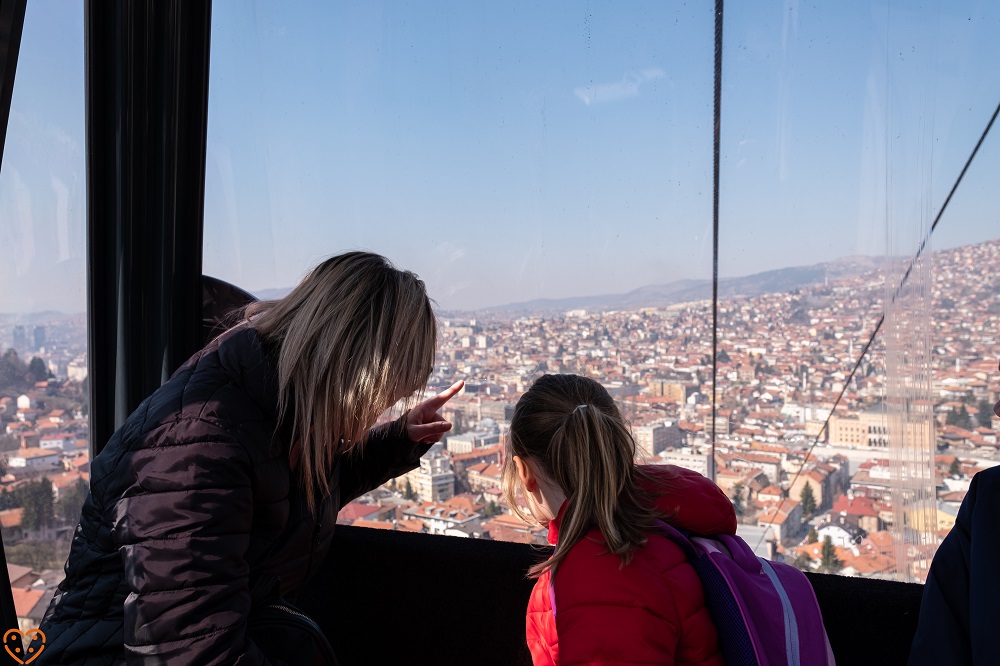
[445,418,503,455]
[829,406,888,447]
[633,421,680,458]
[409,444,455,503]
[6,448,62,469]
[11,326,27,352]
[652,449,712,478]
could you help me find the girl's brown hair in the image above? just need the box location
[502,374,671,577]
[246,251,436,510]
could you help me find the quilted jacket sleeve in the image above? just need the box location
[338,415,432,504]
[113,419,270,665]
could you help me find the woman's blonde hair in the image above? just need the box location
[502,374,671,577]
[246,251,436,509]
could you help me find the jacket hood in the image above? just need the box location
[547,464,737,545]
[642,464,737,536]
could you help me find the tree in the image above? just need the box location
[958,405,972,429]
[0,349,27,390]
[717,349,731,364]
[793,551,813,572]
[0,435,18,453]
[57,479,89,524]
[4,541,65,570]
[731,483,745,517]
[947,406,972,429]
[977,400,994,428]
[17,477,54,532]
[27,357,49,383]
[800,481,817,517]
[403,478,417,501]
[946,408,960,426]
[820,536,843,574]
[483,500,501,518]
[790,307,810,325]
[949,458,961,478]
[807,527,818,544]
[0,488,19,511]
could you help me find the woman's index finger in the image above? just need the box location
[429,380,464,407]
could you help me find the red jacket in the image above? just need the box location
[526,465,737,665]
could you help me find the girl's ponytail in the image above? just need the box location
[503,375,669,578]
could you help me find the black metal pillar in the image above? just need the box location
[0,2,28,661]
[85,1,213,456]
[0,0,24,166]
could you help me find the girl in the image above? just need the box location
[503,374,737,665]
[37,251,462,664]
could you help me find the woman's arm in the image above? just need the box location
[339,416,431,504]
[339,381,464,504]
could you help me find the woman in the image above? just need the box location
[37,251,460,663]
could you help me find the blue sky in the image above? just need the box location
[0,1,997,312]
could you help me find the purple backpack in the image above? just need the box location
[655,520,836,666]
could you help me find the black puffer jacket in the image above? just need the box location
[37,325,429,664]
[909,466,1000,665]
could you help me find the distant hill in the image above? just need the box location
[472,255,888,316]
[231,238,998,318]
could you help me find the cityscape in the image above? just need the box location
[0,238,996,632]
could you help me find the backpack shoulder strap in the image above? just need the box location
[652,519,700,559]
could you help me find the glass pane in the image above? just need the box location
[0,1,88,628]
[720,1,1000,580]
[205,2,714,541]
[205,1,1000,581]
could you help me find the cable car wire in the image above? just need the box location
[711,0,724,481]
[753,98,1000,553]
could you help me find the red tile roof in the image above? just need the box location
[11,588,44,617]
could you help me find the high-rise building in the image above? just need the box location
[12,326,27,352]
[33,325,46,351]
[413,443,455,502]
[633,422,681,458]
